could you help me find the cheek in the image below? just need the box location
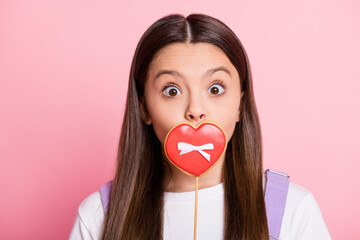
[147,103,183,145]
[224,122,237,143]
[211,98,240,142]
[151,119,172,144]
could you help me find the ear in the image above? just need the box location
[139,97,152,125]
[236,91,245,122]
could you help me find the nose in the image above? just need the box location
[185,95,206,125]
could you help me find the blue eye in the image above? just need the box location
[163,85,181,97]
[208,83,225,95]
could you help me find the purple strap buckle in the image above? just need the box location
[264,169,290,240]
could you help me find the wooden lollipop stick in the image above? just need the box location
[194,176,199,240]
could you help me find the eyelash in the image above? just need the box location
[162,83,181,97]
[162,81,226,97]
[208,81,226,95]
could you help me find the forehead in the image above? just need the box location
[148,42,237,75]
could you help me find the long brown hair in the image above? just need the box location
[101,13,268,239]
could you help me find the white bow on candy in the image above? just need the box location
[177,142,214,162]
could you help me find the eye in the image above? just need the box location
[163,84,181,97]
[208,82,225,96]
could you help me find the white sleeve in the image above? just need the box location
[281,183,332,240]
[69,213,93,240]
[68,191,105,240]
[291,193,331,240]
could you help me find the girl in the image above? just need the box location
[70,13,331,239]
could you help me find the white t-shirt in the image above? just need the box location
[69,181,331,240]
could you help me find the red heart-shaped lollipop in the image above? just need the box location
[164,121,227,177]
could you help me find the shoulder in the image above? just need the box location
[286,181,314,208]
[281,182,332,239]
[69,191,105,239]
[78,191,105,222]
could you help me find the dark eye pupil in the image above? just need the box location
[211,87,219,94]
[169,88,178,96]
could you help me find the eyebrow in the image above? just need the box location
[154,66,232,80]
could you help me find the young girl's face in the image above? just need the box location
[141,42,242,145]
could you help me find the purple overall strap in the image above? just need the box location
[264,169,290,240]
[99,180,113,214]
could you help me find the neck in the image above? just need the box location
[164,155,225,192]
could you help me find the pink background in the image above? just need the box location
[1,0,359,239]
